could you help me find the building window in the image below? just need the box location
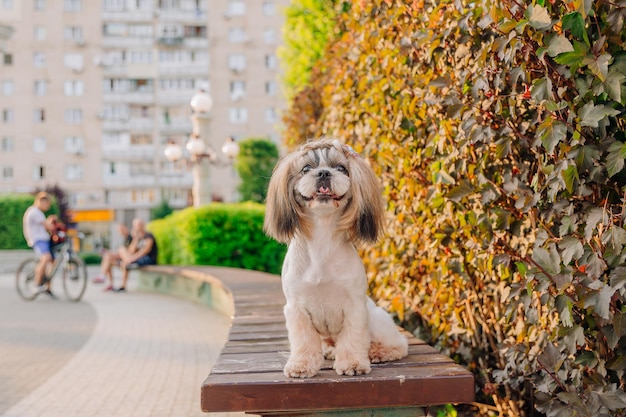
[265,107,278,123]
[65,109,83,123]
[64,26,83,42]
[263,28,275,44]
[2,165,13,180]
[230,80,246,101]
[33,136,46,153]
[3,54,12,65]
[33,165,45,180]
[2,109,13,122]
[227,0,245,16]
[265,81,276,96]
[33,52,46,67]
[34,0,45,10]
[227,54,246,73]
[64,53,84,71]
[103,0,125,12]
[264,54,277,70]
[262,1,275,15]
[228,28,248,43]
[63,0,81,12]
[34,108,45,123]
[229,107,248,124]
[34,80,46,95]
[34,25,47,41]
[64,80,84,96]
[64,136,84,154]
[1,136,14,152]
[65,164,83,181]
[2,80,14,96]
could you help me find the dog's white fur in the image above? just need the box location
[264,138,408,378]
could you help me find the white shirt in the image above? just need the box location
[23,206,49,247]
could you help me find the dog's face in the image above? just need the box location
[264,138,385,244]
[293,144,352,212]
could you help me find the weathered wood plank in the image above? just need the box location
[202,364,475,412]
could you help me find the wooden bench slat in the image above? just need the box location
[211,349,454,375]
[202,364,475,412]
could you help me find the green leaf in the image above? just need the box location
[583,53,612,82]
[553,40,588,70]
[556,295,574,326]
[547,35,574,57]
[532,244,561,276]
[607,141,626,177]
[604,70,625,103]
[447,180,473,202]
[531,77,552,101]
[584,283,616,320]
[610,266,626,290]
[562,12,588,44]
[527,5,553,31]
[578,102,620,128]
[584,207,606,240]
[537,119,567,153]
[559,236,583,264]
[561,164,578,193]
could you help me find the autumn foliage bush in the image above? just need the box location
[282,0,626,415]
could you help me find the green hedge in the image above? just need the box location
[282,0,626,416]
[0,194,60,250]
[148,202,287,274]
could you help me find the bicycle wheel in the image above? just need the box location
[16,259,39,301]
[62,257,87,302]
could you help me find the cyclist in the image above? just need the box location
[22,192,54,296]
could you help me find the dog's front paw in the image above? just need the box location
[333,358,371,376]
[369,341,408,363]
[284,360,319,378]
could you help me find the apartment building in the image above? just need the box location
[0,0,287,250]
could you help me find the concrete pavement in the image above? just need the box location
[0,264,245,417]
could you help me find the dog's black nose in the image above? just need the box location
[317,170,331,179]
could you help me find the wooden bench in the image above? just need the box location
[137,265,475,416]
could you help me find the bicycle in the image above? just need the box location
[16,235,88,302]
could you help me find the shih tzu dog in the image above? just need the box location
[264,138,408,378]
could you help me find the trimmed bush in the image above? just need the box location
[282,0,626,415]
[148,202,286,274]
[0,194,60,250]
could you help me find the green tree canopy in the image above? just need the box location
[235,138,279,203]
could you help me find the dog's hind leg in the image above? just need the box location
[367,298,409,363]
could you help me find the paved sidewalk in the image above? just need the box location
[0,265,244,417]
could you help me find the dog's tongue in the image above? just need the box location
[319,186,331,194]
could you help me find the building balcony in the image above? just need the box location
[157,90,196,106]
[102,118,154,132]
[103,175,156,188]
[156,9,206,22]
[102,145,155,161]
[159,118,192,133]
[101,37,153,48]
[102,11,154,22]
[103,92,155,104]
[184,38,208,49]
[158,36,184,46]
[158,62,208,76]
[158,173,193,187]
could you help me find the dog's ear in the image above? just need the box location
[264,152,301,243]
[340,149,385,243]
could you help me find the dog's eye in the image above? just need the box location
[302,165,312,174]
[336,164,348,175]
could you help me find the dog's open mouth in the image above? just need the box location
[301,186,345,202]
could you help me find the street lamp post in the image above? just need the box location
[163,89,240,208]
